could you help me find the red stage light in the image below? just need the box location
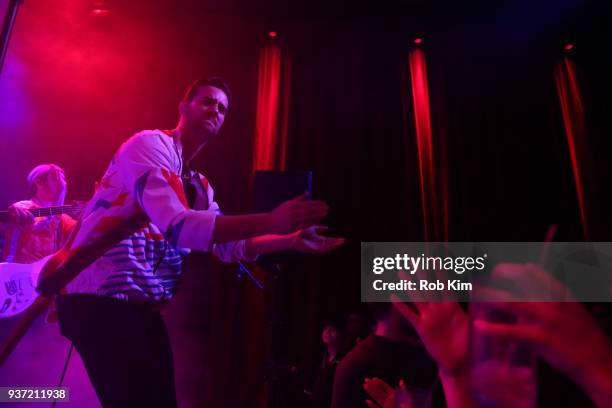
[91,9,110,16]
[254,45,282,171]
[91,0,110,16]
[268,31,278,39]
[555,57,589,239]
[414,37,423,45]
[564,43,574,51]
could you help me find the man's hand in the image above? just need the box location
[391,297,469,376]
[8,203,34,226]
[290,226,346,254]
[213,194,329,245]
[268,193,330,234]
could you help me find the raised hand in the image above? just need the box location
[474,263,612,408]
[391,297,469,376]
[391,279,475,408]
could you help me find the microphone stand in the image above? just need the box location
[242,257,295,408]
[231,260,267,407]
[237,261,265,290]
[0,0,22,74]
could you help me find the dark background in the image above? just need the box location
[0,0,610,406]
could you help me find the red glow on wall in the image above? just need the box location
[253,45,283,171]
[554,56,589,240]
[408,48,447,241]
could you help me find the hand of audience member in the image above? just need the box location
[474,263,612,408]
[364,377,414,408]
[391,274,475,408]
[391,298,469,376]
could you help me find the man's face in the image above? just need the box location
[180,85,228,141]
[36,167,67,202]
[321,325,341,346]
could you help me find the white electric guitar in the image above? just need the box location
[0,201,85,318]
[0,256,48,318]
[0,208,147,365]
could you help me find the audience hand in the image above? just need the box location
[474,263,612,408]
[364,377,414,408]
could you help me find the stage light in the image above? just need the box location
[268,31,278,39]
[414,37,423,45]
[564,43,575,51]
[91,9,110,16]
[91,0,110,16]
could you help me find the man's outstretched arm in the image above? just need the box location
[116,133,332,253]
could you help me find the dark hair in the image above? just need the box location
[323,317,344,331]
[182,77,232,104]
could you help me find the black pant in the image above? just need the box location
[56,294,177,408]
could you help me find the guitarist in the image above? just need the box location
[0,166,100,406]
[2,164,76,264]
[38,78,345,407]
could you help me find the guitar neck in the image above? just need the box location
[0,204,79,220]
[28,205,76,217]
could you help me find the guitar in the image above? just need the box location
[0,211,149,364]
[0,202,85,222]
[0,201,86,317]
[0,256,48,318]
[0,202,86,318]
[0,257,52,365]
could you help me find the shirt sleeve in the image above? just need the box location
[114,132,218,252]
[208,200,258,263]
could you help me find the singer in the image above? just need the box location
[36,77,345,407]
